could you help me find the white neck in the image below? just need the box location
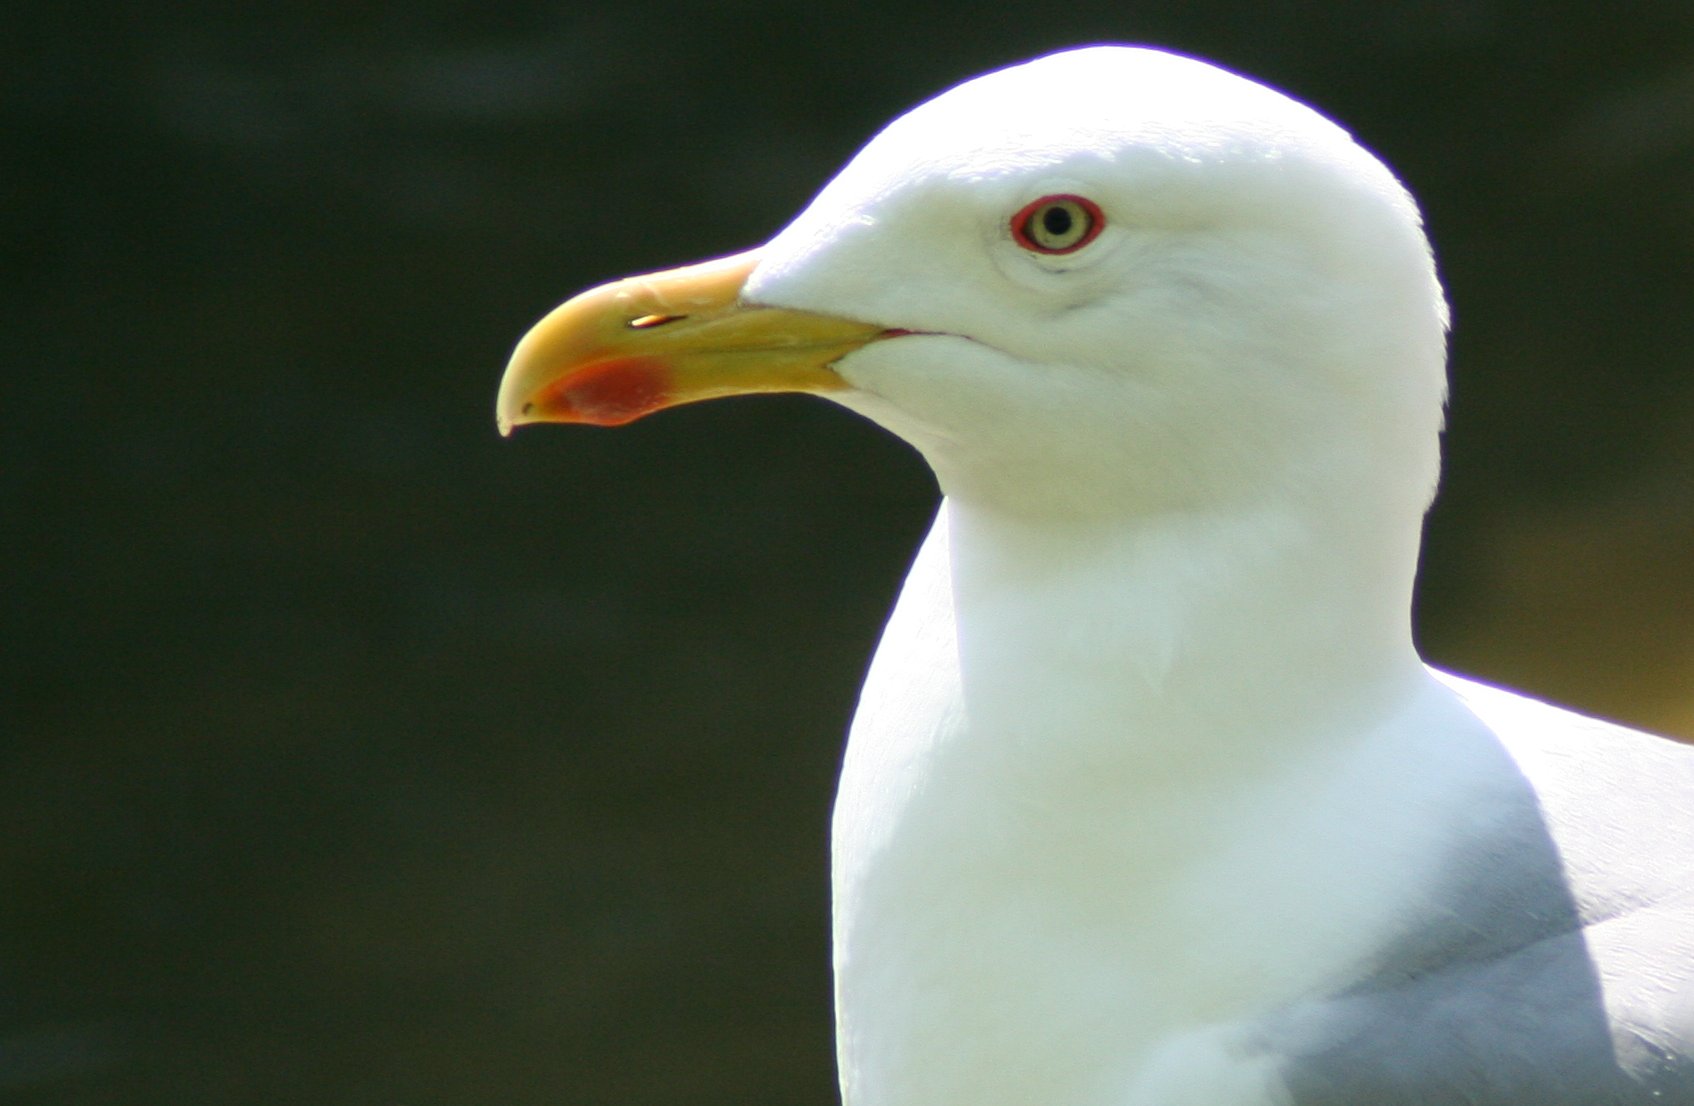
[831,491,1444,1106]
[944,489,1426,771]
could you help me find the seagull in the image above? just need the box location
[496,45,1694,1106]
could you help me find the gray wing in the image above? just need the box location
[1262,679,1694,1104]
[1269,913,1694,1104]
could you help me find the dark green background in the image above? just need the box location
[6,3,1693,1104]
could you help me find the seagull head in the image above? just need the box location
[499,45,1449,523]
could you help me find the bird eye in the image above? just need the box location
[1011,194,1104,255]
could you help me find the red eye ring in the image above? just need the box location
[1011,194,1105,255]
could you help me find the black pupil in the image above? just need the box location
[1041,205,1074,239]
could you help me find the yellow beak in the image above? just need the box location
[496,250,888,434]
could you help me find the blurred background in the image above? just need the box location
[5,2,1693,1103]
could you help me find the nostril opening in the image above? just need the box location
[628,313,685,329]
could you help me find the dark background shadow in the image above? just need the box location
[5,3,1693,1103]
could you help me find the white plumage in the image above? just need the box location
[502,45,1694,1106]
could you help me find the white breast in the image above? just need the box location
[830,506,1534,1106]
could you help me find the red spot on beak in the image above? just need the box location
[531,357,672,427]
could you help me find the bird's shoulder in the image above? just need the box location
[1256,671,1694,1105]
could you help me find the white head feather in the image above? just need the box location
[747,46,1448,528]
